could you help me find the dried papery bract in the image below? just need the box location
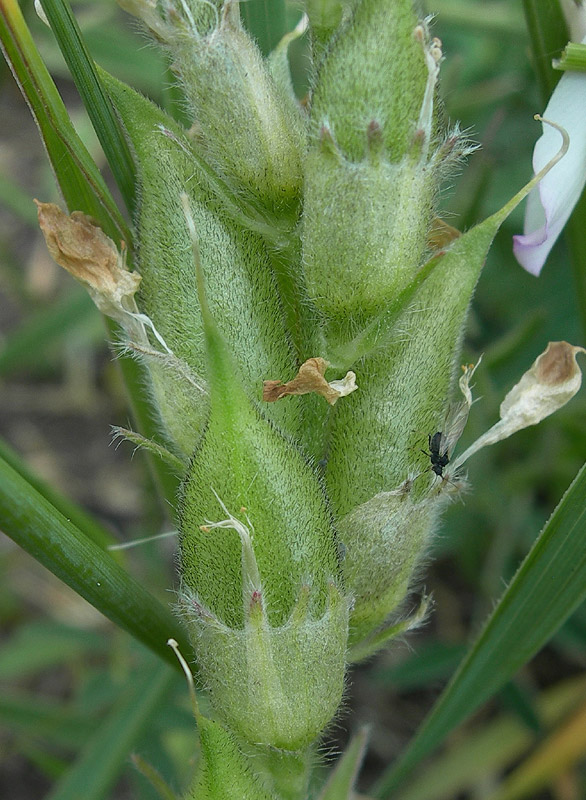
[263,357,357,405]
[35,201,142,332]
[453,342,586,470]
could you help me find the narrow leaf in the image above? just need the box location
[0,453,193,671]
[46,657,177,800]
[0,690,96,747]
[0,437,116,552]
[398,677,586,800]
[522,0,568,98]
[39,0,136,212]
[485,697,586,800]
[373,462,586,798]
[0,0,129,243]
[0,621,107,680]
[0,290,96,378]
[318,726,370,800]
[0,170,39,225]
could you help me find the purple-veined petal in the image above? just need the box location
[513,38,586,276]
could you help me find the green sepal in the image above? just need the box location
[349,595,429,663]
[302,146,435,316]
[242,746,313,800]
[185,714,274,800]
[179,254,341,629]
[183,582,348,750]
[266,16,308,143]
[339,492,440,647]
[102,71,297,452]
[310,0,427,162]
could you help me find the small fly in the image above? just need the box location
[424,431,450,477]
[423,401,470,480]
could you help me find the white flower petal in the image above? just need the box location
[513,40,586,276]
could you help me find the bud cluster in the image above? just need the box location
[37,0,584,794]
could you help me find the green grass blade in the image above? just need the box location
[373,462,586,798]
[0,437,116,552]
[0,690,96,748]
[0,621,107,680]
[522,0,567,98]
[240,0,290,55]
[46,657,177,800]
[38,0,136,213]
[398,677,586,800]
[433,0,526,35]
[0,0,129,244]
[0,453,193,670]
[0,170,39,225]
[0,290,96,377]
[317,727,370,800]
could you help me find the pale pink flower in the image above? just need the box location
[513,35,586,275]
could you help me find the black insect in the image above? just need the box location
[424,431,450,477]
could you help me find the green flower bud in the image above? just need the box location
[338,490,441,646]
[309,0,428,162]
[302,133,436,316]
[302,2,451,317]
[121,0,306,211]
[179,384,341,630]
[182,580,348,750]
[178,230,348,747]
[324,156,554,650]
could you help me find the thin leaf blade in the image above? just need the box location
[0,452,193,671]
[46,657,177,800]
[0,0,129,243]
[39,0,136,212]
[240,0,295,55]
[374,462,586,798]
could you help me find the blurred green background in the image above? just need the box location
[0,0,585,798]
